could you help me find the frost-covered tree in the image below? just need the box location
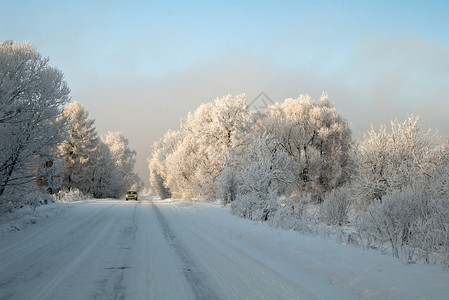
[353,116,449,264]
[60,104,142,198]
[103,131,142,194]
[89,141,121,198]
[148,130,183,199]
[353,115,437,205]
[60,104,141,198]
[164,94,252,200]
[150,93,352,204]
[59,102,100,195]
[0,41,70,210]
[319,187,352,226]
[165,135,203,199]
[216,160,238,204]
[182,94,251,151]
[257,93,353,202]
[230,134,295,220]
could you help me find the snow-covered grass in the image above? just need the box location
[0,201,72,235]
[229,186,449,271]
[0,189,90,234]
[165,198,449,299]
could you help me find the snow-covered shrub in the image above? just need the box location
[0,198,13,215]
[319,187,352,226]
[216,167,238,204]
[23,192,55,210]
[352,115,438,207]
[406,196,449,266]
[231,188,278,222]
[360,187,428,258]
[352,126,449,267]
[55,188,89,203]
[230,134,295,222]
[236,135,295,195]
[266,195,309,230]
[1,189,56,215]
[356,184,446,261]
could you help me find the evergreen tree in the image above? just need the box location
[59,102,99,195]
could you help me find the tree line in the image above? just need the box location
[149,94,449,266]
[0,41,142,214]
[149,94,353,204]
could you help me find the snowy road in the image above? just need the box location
[0,196,448,299]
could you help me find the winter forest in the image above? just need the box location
[0,41,142,212]
[149,94,449,267]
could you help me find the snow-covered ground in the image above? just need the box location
[0,196,448,299]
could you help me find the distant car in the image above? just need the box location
[126,190,138,201]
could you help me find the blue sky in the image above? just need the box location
[2,0,449,185]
